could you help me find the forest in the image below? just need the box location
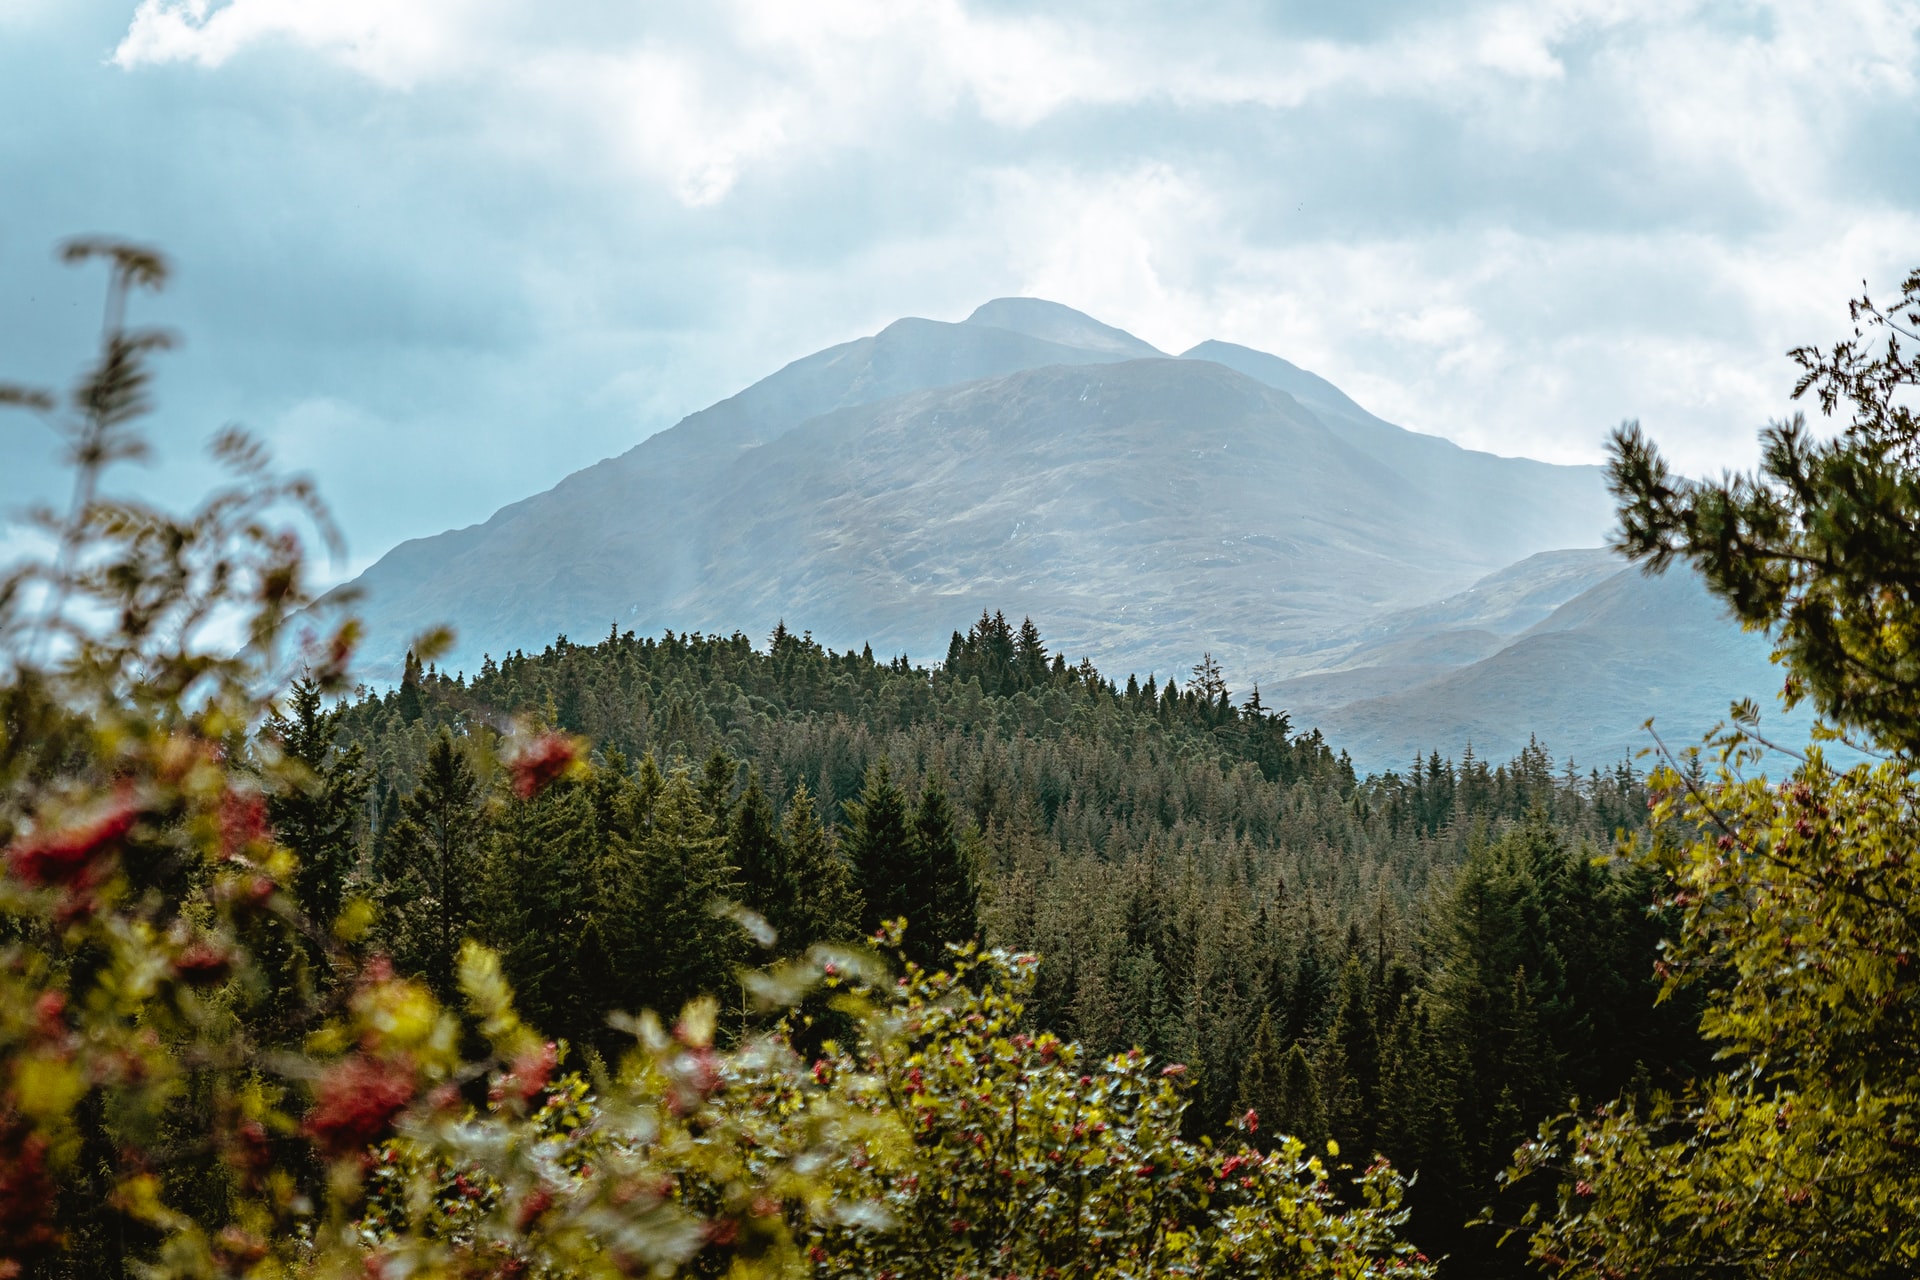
[319,610,1693,1274]
[5,241,1920,1280]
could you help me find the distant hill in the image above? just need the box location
[334,300,1614,699]
[1278,555,1826,771]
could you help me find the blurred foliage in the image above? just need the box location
[364,933,1431,1280]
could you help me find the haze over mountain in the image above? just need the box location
[336,298,1798,772]
[1271,550,1820,770]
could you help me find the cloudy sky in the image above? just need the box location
[3,0,1917,579]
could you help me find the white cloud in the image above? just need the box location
[113,0,491,85]
[65,0,1920,547]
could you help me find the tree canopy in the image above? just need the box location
[1512,265,1920,1278]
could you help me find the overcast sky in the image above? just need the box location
[3,0,1917,579]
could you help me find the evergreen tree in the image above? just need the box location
[395,648,424,724]
[371,782,403,881]
[484,778,601,1051]
[772,781,861,951]
[1284,922,1333,1044]
[1015,616,1049,689]
[728,772,784,922]
[698,746,739,840]
[1191,652,1227,704]
[1236,1011,1288,1150]
[1320,955,1381,1157]
[267,675,368,927]
[842,760,914,934]
[905,773,978,967]
[381,730,484,994]
[600,767,743,1019]
[1276,1044,1328,1152]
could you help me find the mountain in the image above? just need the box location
[1279,556,1827,772]
[335,300,1616,695]
[1269,548,1627,708]
[968,297,1166,357]
[653,357,1598,680]
[341,311,1137,669]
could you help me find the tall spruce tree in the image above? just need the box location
[267,675,368,928]
[1277,1044,1328,1152]
[484,778,602,1051]
[772,781,861,951]
[698,746,739,841]
[1320,955,1381,1157]
[395,648,424,724]
[1237,1011,1288,1150]
[598,766,743,1020]
[904,773,978,967]
[381,729,484,994]
[728,773,784,923]
[842,760,914,935]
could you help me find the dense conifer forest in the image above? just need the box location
[301,611,1698,1274]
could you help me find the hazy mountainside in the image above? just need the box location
[339,298,1613,696]
[340,308,1136,668]
[968,296,1165,356]
[1181,341,1607,564]
[665,357,1605,683]
[1267,549,1627,709]
[1280,557,1825,771]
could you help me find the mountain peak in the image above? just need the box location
[964,297,1164,358]
[1180,339,1372,424]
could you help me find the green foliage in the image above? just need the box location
[367,934,1436,1280]
[266,676,369,929]
[1609,267,1920,753]
[1513,753,1920,1277]
[379,729,485,992]
[904,773,978,969]
[622,765,745,1018]
[5,236,1718,1280]
[1511,265,1920,1278]
[841,760,914,937]
[0,237,1436,1280]
[770,781,861,952]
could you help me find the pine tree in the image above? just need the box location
[1320,955,1381,1157]
[268,675,368,927]
[1284,920,1333,1043]
[698,746,739,841]
[905,774,977,967]
[773,781,861,951]
[1191,652,1227,704]
[728,773,783,921]
[381,730,484,995]
[1276,1044,1327,1152]
[485,779,601,1050]
[371,782,403,881]
[395,648,424,724]
[842,760,914,935]
[605,768,743,1018]
[1236,1011,1288,1150]
[1015,616,1049,689]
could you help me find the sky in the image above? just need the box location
[2,0,1917,582]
